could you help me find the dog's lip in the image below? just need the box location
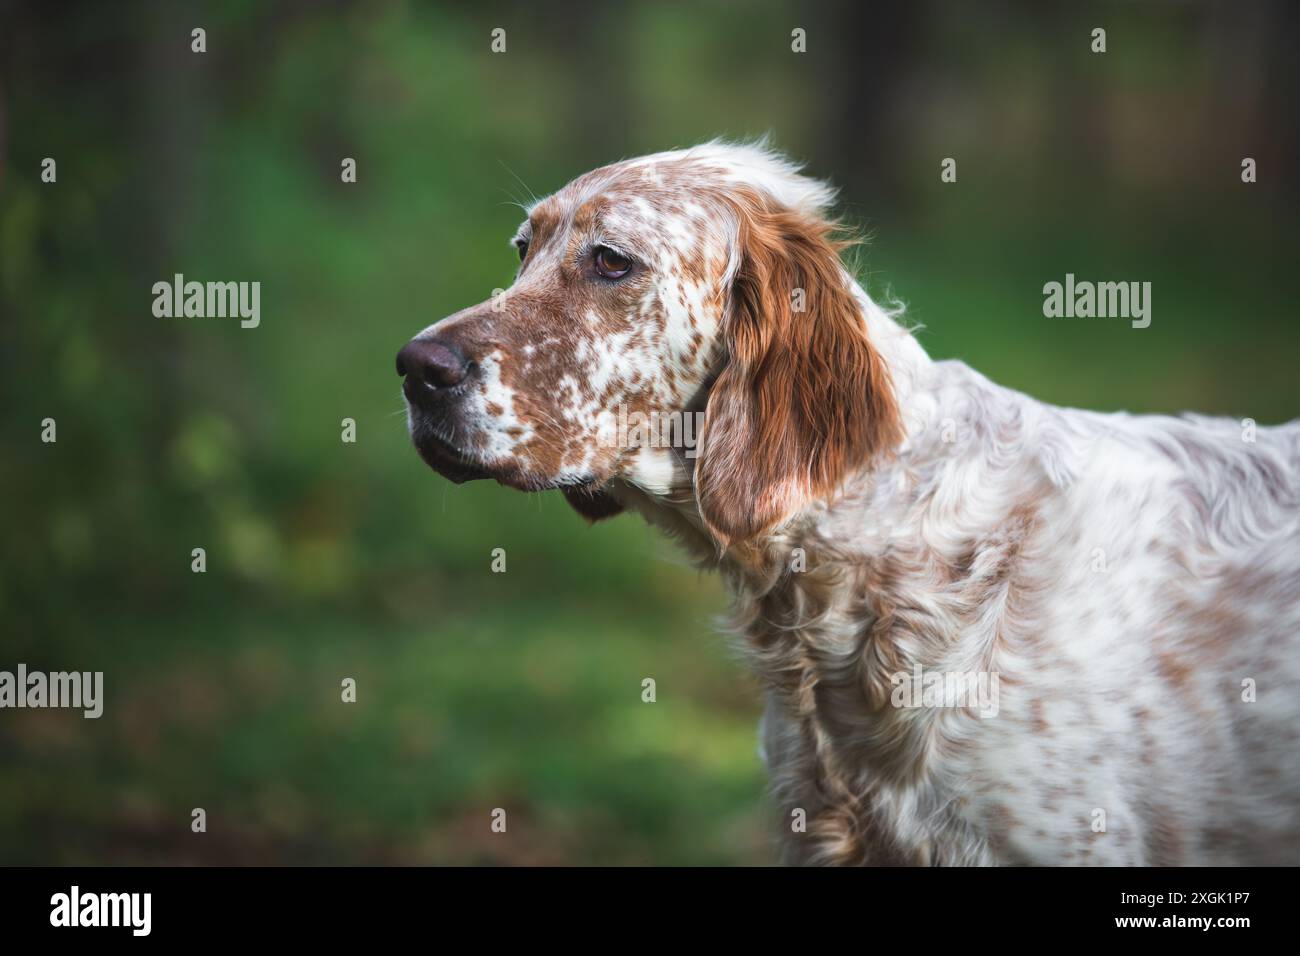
[412,431,492,483]
[411,425,607,493]
[489,465,603,494]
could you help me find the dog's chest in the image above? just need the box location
[738,569,1000,865]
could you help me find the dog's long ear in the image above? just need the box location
[694,189,902,548]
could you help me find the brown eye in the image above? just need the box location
[516,239,528,262]
[594,246,632,279]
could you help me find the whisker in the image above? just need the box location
[498,159,539,207]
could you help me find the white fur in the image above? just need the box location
[412,142,1300,864]
[605,144,1300,865]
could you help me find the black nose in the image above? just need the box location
[396,338,471,390]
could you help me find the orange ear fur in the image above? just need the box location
[694,189,902,547]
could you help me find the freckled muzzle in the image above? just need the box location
[396,315,615,499]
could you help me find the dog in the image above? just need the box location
[397,141,1300,865]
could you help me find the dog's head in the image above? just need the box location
[397,142,901,546]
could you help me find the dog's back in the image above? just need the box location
[758,369,1300,865]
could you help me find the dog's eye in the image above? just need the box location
[594,246,632,280]
[515,239,529,262]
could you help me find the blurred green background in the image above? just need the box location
[1,0,1296,864]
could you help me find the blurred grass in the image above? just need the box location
[2,585,771,865]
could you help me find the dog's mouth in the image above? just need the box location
[412,430,493,484]
[411,429,608,497]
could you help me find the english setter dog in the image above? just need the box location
[397,142,1300,865]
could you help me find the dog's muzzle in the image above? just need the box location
[396,335,490,483]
